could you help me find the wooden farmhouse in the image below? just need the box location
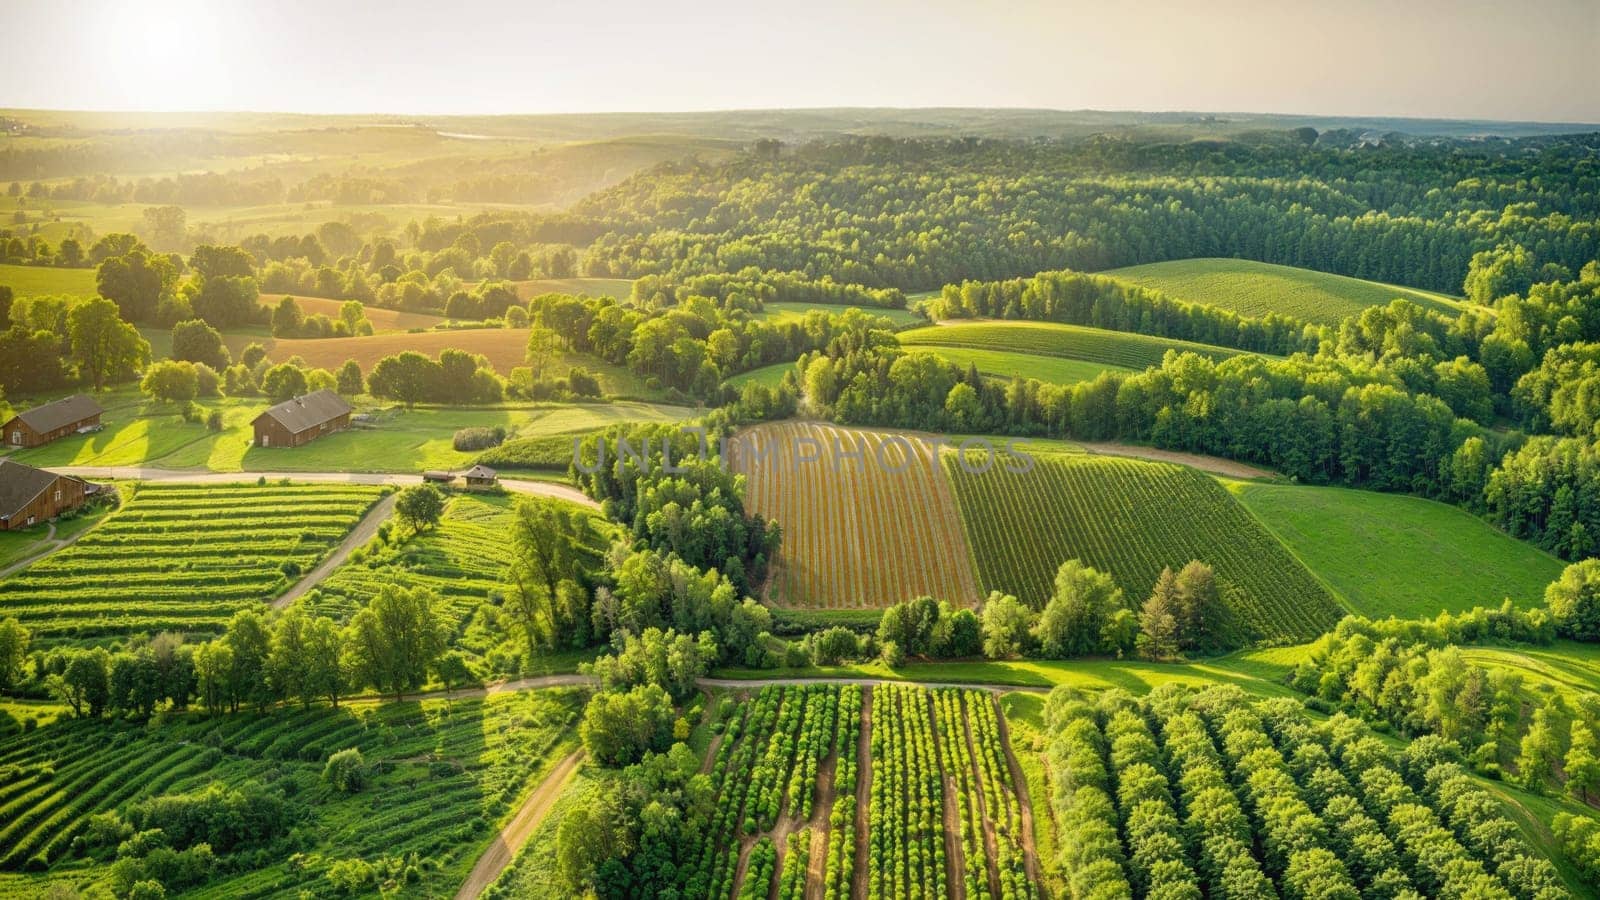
[251,390,352,448]
[462,464,498,489]
[2,395,104,448]
[0,459,93,530]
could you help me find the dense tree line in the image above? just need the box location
[575,136,1600,295]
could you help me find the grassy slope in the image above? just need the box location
[725,361,795,390]
[758,301,925,328]
[1,388,689,473]
[900,320,1249,370]
[1229,480,1566,618]
[1103,257,1463,323]
[903,345,1130,385]
[512,277,634,300]
[0,263,96,298]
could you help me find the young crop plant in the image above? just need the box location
[1044,684,1582,900]
[0,482,384,641]
[946,451,1340,641]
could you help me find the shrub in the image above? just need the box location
[452,426,506,452]
[323,748,366,793]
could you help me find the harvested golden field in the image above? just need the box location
[257,293,446,332]
[729,421,980,608]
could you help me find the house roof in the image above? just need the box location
[0,459,79,520]
[252,390,352,434]
[7,394,102,434]
[463,464,497,480]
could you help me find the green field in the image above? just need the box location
[943,451,1342,641]
[3,390,690,474]
[513,277,635,300]
[0,688,585,896]
[1103,257,1464,323]
[725,361,797,390]
[758,301,925,328]
[0,481,383,641]
[1230,481,1567,618]
[0,263,97,299]
[900,320,1249,371]
[903,345,1130,385]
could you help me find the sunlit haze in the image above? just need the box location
[2,0,1596,122]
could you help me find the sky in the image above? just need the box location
[2,0,1596,123]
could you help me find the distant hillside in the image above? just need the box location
[1103,258,1463,324]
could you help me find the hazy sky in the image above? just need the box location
[3,0,1596,122]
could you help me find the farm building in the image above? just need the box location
[0,459,93,530]
[462,465,498,488]
[251,390,352,448]
[2,394,104,448]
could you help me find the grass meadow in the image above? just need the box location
[1229,480,1566,618]
[1103,257,1464,323]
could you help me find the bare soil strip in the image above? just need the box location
[928,693,969,900]
[803,749,838,900]
[961,694,1005,899]
[1078,441,1276,480]
[991,693,1043,886]
[453,749,584,900]
[851,687,873,900]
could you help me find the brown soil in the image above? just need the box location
[851,687,873,900]
[803,748,838,900]
[928,693,968,900]
[1079,441,1277,480]
[452,749,583,900]
[992,693,1043,887]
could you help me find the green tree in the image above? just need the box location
[0,617,28,692]
[1566,722,1600,804]
[193,640,233,714]
[271,296,304,337]
[336,359,364,395]
[96,249,173,322]
[343,585,445,701]
[170,318,230,370]
[69,296,151,391]
[980,592,1032,659]
[395,484,445,532]
[579,682,675,767]
[1033,560,1128,658]
[224,610,273,712]
[1517,699,1563,794]
[140,359,199,404]
[1546,559,1600,641]
[1136,571,1182,661]
[261,363,308,403]
[367,351,439,407]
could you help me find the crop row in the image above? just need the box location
[1045,686,1568,899]
[730,421,980,608]
[0,483,382,640]
[945,452,1340,640]
[867,684,947,900]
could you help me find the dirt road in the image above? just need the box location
[453,749,585,899]
[273,493,396,609]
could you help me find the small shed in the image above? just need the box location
[2,395,104,448]
[252,390,352,448]
[462,465,498,489]
[0,459,90,529]
[421,471,457,485]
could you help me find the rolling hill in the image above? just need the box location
[900,320,1250,371]
[1103,257,1464,323]
[944,450,1342,642]
[1229,480,1566,618]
